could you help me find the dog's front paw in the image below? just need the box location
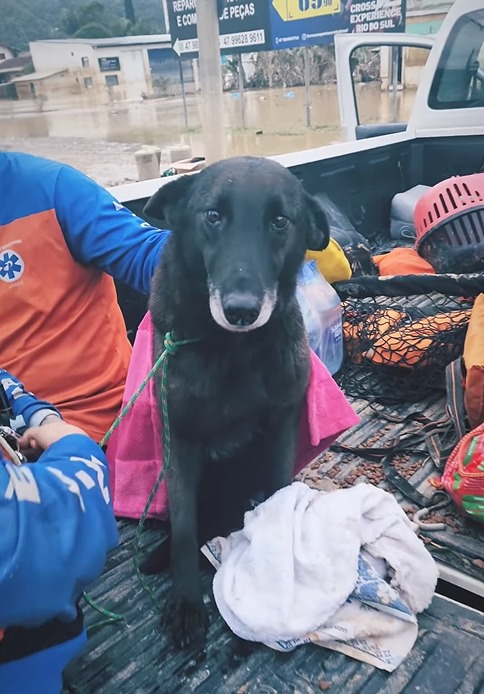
[164,595,210,649]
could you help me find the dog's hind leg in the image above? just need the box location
[164,437,209,648]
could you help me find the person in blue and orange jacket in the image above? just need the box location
[0,151,170,442]
[0,368,118,694]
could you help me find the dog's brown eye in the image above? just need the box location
[205,209,221,226]
[272,216,289,231]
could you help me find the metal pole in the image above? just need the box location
[238,54,246,129]
[160,0,170,33]
[197,0,226,163]
[304,47,311,128]
[178,59,189,130]
[391,46,399,123]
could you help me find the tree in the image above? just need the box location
[0,0,167,48]
[124,0,136,25]
[73,22,114,38]
[60,1,126,39]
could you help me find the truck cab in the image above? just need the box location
[335,0,484,141]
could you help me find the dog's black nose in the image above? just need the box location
[222,293,261,327]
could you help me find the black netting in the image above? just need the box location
[333,273,484,404]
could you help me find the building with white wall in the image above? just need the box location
[26,35,184,103]
[0,45,15,62]
[406,0,452,34]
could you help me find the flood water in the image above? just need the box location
[0,83,417,160]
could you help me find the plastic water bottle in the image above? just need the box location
[296,279,322,359]
[297,261,343,375]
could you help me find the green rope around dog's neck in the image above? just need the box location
[85,331,202,632]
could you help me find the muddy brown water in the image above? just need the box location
[0,83,417,160]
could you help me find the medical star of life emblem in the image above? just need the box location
[0,249,25,283]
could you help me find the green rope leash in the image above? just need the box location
[84,331,201,629]
[132,331,202,612]
[83,592,125,636]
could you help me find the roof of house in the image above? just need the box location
[31,34,171,49]
[0,54,32,74]
[0,43,18,54]
[12,68,68,83]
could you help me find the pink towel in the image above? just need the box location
[107,312,359,520]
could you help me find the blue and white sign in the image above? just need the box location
[168,0,272,58]
[270,0,406,49]
[168,0,407,57]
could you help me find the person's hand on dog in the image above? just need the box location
[19,420,88,455]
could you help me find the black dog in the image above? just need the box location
[144,156,329,648]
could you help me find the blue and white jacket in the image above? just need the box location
[0,370,119,694]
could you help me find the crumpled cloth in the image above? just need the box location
[202,481,438,672]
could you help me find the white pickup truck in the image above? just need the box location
[66,2,484,692]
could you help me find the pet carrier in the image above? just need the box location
[415,174,484,274]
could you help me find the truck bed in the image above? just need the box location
[87,131,484,692]
[63,390,484,693]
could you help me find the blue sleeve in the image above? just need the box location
[0,435,118,629]
[54,165,171,295]
[0,369,61,434]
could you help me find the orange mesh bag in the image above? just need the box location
[363,309,472,368]
[343,307,406,363]
[334,273,482,403]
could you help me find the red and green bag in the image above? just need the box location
[437,422,484,522]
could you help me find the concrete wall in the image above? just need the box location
[30,41,153,103]
[406,10,448,35]
[15,71,81,101]
[95,45,152,100]
[30,42,97,72]
[407,0,452,12]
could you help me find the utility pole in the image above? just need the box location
[197,0,226,163]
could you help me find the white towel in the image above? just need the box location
[202,481,438,672]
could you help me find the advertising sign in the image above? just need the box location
[168,0,407,57]
[270,0,407,49]
[98,57,121,72]
[168,0,272,57]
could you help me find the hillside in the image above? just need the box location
[0,0,167,51]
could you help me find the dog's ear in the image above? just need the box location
[304,193,330,251]
[143,175,196,226]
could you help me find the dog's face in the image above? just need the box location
[145,156,329,332]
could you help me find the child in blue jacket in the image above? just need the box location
[0,369,119,694]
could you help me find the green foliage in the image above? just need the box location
[72,22,115,39]
[61,1,127,39]
[246,46,336,90]
[0,0,166,50]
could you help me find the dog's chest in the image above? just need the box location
[164,336,307,443]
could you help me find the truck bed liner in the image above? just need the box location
[64,391,484,693]
[65,585,484,693]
